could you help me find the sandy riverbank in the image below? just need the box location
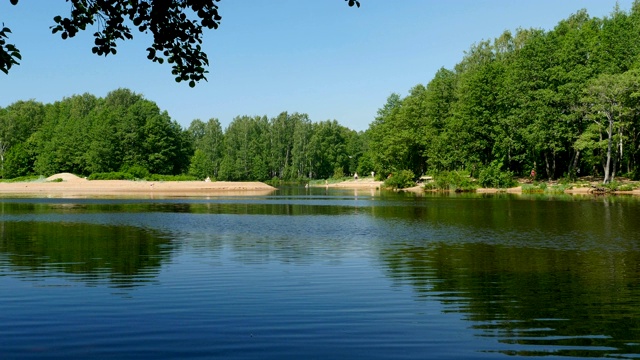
[310,179,383,189]
[0,173,276,198]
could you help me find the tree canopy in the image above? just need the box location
[1,0,360,86]
[362,2,640,184]
[0,88,363,181]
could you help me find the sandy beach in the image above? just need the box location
[0,173,276,198]
[311,179,383,189]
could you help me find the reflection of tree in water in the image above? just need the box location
[381,242,640,358]
[0,221,174,288]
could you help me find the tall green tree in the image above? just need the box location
[188,118,224,179]
[32,93,99,176]
[290,114,314,179]
[581,71,640,183]
[269,112,297,179]
[366,93,403,177]
[219,115,270,181]
[308,120,349,179]
[0,100,45,177]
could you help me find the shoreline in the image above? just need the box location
[317,179,640,196]
[309,179,383,189]
[3,173,639,198]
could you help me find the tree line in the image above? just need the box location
[0,88,363,181]
[3,3,640,184]
[364,2,640,184]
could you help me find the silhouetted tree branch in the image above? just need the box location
[1,0,360,87]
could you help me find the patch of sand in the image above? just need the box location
[0,174,276,198]
[312,179,383,189]
[476,186,523,194]
[45,173,88,182]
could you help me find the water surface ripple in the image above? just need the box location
[1,190,639,359]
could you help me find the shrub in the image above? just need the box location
[88,172,135,180]
[478,162,516,188]
[521,184,542,194]
[602,181,621,191]
[121,165,150,179]
[384,170,416,189]
[332,167,345,179]
[145,174,199,181]
[618,184,635,191]
[545,184,571,194]
[432,170,476,191]
[625,169,640,181]
[3,143,33,179]
[0,175,42,183]
[423,181,437,190]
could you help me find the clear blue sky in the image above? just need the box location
[0,0,634,131]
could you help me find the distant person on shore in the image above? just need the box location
[530,169,536,180]
[354,172,358,180]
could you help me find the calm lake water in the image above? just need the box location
[2,187,640,359]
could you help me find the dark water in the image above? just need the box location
[2,188,640,359]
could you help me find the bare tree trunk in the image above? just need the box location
[604,117,614,184]
[544,152,552,180]
[0,141,6,179]
[572,150,580,178]
[612,154,617,182]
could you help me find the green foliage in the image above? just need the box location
[627,169,640,181]
[188,149,213,180]
[88,172,135,181]
[618,184,635,191]
[47,177,64,182]
[383,170,416,189]
[432,170,476,191]
[522,182,572,194]
[478,161,516,188]
[360,5,640,185]
[601,181,621,191]
[545,184,572,194]
[332,166,345,179]
[121,164,150,179]
[88,172,197,181]
[308,120,352,179]
[3,142,33,178]
[0,175,41,183]
[15,90,192,178]
[188,118,223,179]
[145,174,198,182]
[520,184,543,194]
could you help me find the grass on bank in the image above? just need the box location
[521,183,572,194]
[0,175,43,183]
[87,172,199,181]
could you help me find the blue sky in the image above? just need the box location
[0,0,634,131]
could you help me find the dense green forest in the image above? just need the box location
[367,3,640,184]
[2,3,640,184]
[0,88,361,181]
